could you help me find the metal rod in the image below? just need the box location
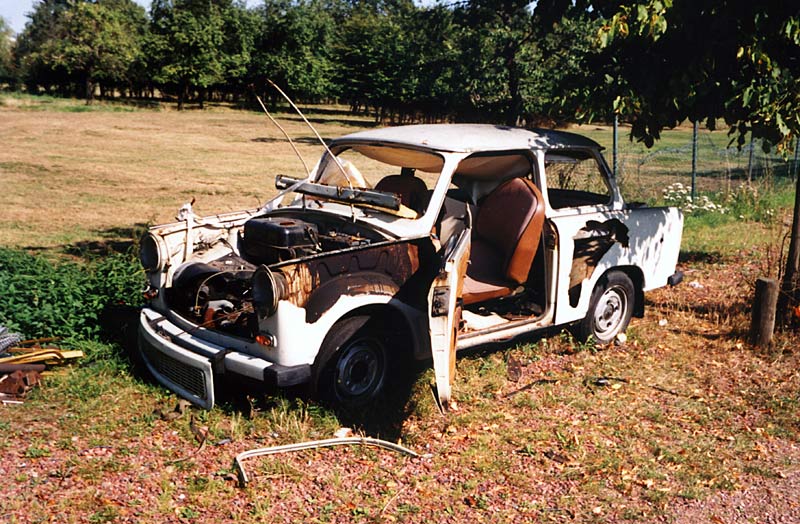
[234,437,424,488]
[613,113,618,178]
[691,120,698,201]
[255,95,311,178]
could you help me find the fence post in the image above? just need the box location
[613,113,618,178]
[750,277,778,348]
[747,137,755,183]
[691,120,698,201]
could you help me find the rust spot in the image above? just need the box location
[277,240,431,321]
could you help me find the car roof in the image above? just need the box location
[331,124,602,153]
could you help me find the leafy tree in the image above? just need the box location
[251,0,336,104]
[0,17,15,85]
[149,0,226,109]
[14,0,144,100]
[15,0,72,94]
[218,1,258,100]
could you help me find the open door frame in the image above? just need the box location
[427,227,471,410]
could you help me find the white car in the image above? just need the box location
[137,124,683,410]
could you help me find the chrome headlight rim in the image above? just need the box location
[139,233,165,272]
[252,265,280,318]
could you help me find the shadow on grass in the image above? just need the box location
[251,136,327,145]
[23,224,150,258]
[679,250,725,264]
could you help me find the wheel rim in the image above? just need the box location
[334,337,386,400]
[593,285,628,340]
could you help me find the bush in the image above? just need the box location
[0,248,143,340]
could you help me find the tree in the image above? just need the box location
[149,0,226,109]
[250,0,336,104]
[0,17,15,85]
[14,0,144,100]
[579,0,800,322]
[15,0,72,94]
[53,1,141,102]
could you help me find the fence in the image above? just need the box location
[596,122,800,205]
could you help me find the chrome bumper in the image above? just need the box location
[138,308,310,409]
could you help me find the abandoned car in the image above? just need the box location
[137,124,684,409]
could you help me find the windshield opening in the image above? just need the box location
[307,145,445,218]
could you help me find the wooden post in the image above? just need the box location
[750,278,779,347]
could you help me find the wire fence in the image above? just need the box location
[608,126,800,204]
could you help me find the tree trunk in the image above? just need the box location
[778,173,800,326]
[504,46,522,127]
[178,82,188,110]
[84,75,94,105]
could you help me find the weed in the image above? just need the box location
[88,506,119,523]
[179,506,200,519]
[0,247,142,342]
[24,444,51,458]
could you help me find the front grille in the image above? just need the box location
[140,335,208,401]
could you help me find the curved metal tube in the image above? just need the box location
[234,437,421,488]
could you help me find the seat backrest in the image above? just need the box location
[374,175,429,212]
[474,177,545,284]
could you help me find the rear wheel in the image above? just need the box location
[312,316,390,408]
[575,271,634,344]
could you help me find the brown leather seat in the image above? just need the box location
[462,177,545,305]
[374,175,429,213]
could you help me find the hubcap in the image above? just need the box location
[335,338,385,399]
[593,285,627,339]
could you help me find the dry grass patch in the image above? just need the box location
[0,100,373,250]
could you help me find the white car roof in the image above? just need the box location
[331,123,602,153]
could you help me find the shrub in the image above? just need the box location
[0,248,143,341]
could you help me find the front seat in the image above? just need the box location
[462,177,545,306]
[374,174,429,213]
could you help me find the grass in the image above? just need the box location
[1,92,799,522]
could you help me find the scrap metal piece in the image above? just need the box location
[0,370,41,396]
[234,437,422,488]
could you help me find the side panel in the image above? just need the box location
[550,207,683,325]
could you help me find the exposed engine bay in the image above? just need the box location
[165,211,387,336]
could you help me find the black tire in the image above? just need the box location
[574,271,635,344]
[312,315,392,409]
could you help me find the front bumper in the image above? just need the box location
[138,308,310,409]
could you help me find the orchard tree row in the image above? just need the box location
[0,0,597,122]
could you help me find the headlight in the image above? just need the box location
[139,233,163,272]
[252,265,288,318]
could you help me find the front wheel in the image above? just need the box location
[312,316,390,409]
[574,271,635,344]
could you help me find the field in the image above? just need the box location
[1,94,799,523]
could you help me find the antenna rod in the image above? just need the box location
[255,94,311,178]
[267,79,353,188]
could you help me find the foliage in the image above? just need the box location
[14,0,146,99]
[251,0,336,103]
[0,248,143,340]
[148,0,226,108]
[0,17,14,83]
[585,0,800,150]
